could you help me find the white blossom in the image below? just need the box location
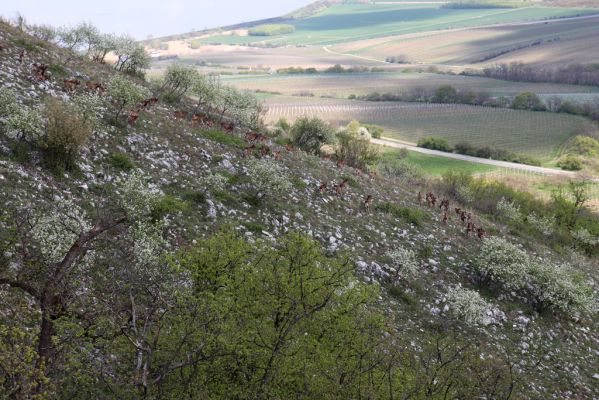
[246,158,292,198]
[387,247,419,279]
[30,199,92,264]
[497,197,521,222]
[202,173,228,193]
[476,237,529,290]
[527,212,554,236]
[571,227,599,247]
[117,171,161,221]
[446,287,493,326]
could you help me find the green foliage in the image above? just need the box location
[454,141,541,166]
[181,190,207,205]
[113,34,150,76]
[362,123,384,139]
[567,135,599,157]
[375,202,426,226]
[150,195,188,222]
[107,152,135,171]
[175,230,391,398]
[248,24,296,36]
[378,156,425,184]
[512,92,545,111]
[290,116,336,154]
[418,136,453,152]
[161,64,200,101]
[39,98,92,173]
[336,127,379,169]
[433,85,458,103]
[557,155,583,171]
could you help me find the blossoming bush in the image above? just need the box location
[446,287,492,326]
[527,212,554,236]
[496,197,521,222]
[476,237,596,315]
[4,108,44,142]
[475,237,529,290]
[387,247,419,279]
[30,198,91,264]
[528,262,596,315]
[571,227,599,247]
[246,158,291,199]
[202,173,228,193]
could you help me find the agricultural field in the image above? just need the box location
[223,71,599,99]
[192,3,598,46]
[263,96,592,160]
[331,14,599,67]
[379,147,499,176]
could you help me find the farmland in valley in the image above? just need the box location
[263,96,591,160]
[223,71,599,100]
[192,4,598,47]
[330,14,599,67]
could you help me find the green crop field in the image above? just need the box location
[263,96,592,160]
[332,14,599,66]
[223,71,599,99]
[195,4,597,46]
[379,147,499,176]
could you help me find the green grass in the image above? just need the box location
[380,147,498,176]
[200,129,245,147]
[195,4,598,46]
[375,202,428,226]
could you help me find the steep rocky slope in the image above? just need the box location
[0,21,597,398]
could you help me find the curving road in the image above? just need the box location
[372,137,580,178]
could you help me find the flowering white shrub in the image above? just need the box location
[477,237,596,315]
[30,199,92,264]
[387,247,419,279]
[5,108,44,141]
[496,197,521,222]
[446,287,492,326]
[202,173,228,193]
[528,262,596,315]
[117,171,162,222]
[527,212,554,236]
[130,222,165,268]
[456,184,474,204]
[72,92,104,130]
[571,227,599,247]
[0,87,19,117]
[107,76,150,120]
[246,158,291,198]
[476,237,529,290]
[117,172,168,268]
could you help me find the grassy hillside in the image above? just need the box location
[0,18,598,400]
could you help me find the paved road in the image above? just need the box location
[372,137,579,178]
